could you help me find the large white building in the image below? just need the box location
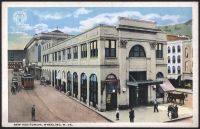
[33,17,171,111]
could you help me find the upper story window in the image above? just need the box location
[168,66,171,73]
[168,46,171,53]
[38,45,41,62]
[177,66,181,74]
[67,48,71,59]
[177,45,181,53]
[58,51,61,61]
[185,48,189,58]
[168,56,170,63]
[129,45,146,57]
[156,43,163,58]
[172,46,175,53]
[55,52,57,61]
[73,46,78,59]
[172,55,176,63]
[62,49,65,60]
[105,40,116,57]
[52,53,54,61]
[90,41,98,57]
[177,55,181,63]
[173,66,176,73]
[81,43,87,58]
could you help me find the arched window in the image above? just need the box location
[173,56,176,63]
[73,72,78,98]
[168,56,170,63]
[38,45,41,62]
[168,46,171,53]
[177,45,181,53]
[185,48,189,58]
[173,66,176,73]
[67,71,72,95]
[106,74,117,94]
[129,45,146,57]
[172,46,175,53]
[177,66,181,74]
[81,73,87,102]
[185,61,189,72]
[168,66,171,74]
[156,72,164,79]
[89,74,98,107]
[177,55,181,63]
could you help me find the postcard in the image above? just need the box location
[1,1,199,127]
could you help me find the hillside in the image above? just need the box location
[157,19,192,38]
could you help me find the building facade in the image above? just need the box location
[40,17,168,111]
[8,50,26,69]
[24,30,72,79]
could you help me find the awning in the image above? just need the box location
[56,71,61,79]
[159,78,175,92]
[127,79,163,87]
[182,76,193,81]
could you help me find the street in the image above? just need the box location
[8,70,108,122]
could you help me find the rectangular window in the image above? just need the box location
[105,40,116,57]
[52,53,54,61]
[55,52,57,61]
[81,43,87,58]
[90,40,98,57]
[62,49,65,60]
[156,43,163,58]
[58,51,61,61]
[73,46,78,59]
[67,48,71,59]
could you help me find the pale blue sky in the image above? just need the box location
[8,7,192,49]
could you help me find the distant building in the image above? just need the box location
[24,30,73,79]
[167,35,192,86]
[8,50,25,69]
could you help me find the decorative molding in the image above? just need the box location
[120,40,127,48]
[149,41,157,49]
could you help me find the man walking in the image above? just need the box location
[154,99,159,112]
[129,108,135,122]
[31,105,36,121]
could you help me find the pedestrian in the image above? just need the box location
[116,107,119,120]
[154,99,159,112]
[11,86,15,95]
[174,104,178,118]
[31,105,35,121]
[129,107,135,122]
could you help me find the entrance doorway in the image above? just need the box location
[129,71,148,107]
[106,74,118,111]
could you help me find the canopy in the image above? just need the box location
[127,79,163,87]
[159,78,175,92]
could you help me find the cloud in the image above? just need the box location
[73,8,92,18]
[34,12,71,20]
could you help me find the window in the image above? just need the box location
[168,56,170,63]
[177,45,181,53]
[55,52,57,61]
[168,46,171,53]
[185,61,189,71]
[58,51,61,61]
[81,73,87,102]
[89,74,98,107]
[105,40,116,57]
[156,43,163,58]
[73,72,78,98]
[73,46,78,59]
[177,55,181,63]
[172,46,175,53]
[156,72,164,78]
[168,66,171,73]
[177,66,181,74]
[81,44,87,58]
[173,66,176,73]
[67,71,72,95]
[185,48,189,58]
[67,48,71,59]
[38,45,41,62]
[173,55,176,63]
[129,45,146,57]
[62,49,65,60]
[52,53,54,61]
[90,41,98,57]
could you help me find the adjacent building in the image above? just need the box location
[39,17,171,111]
[8,50,26,69]
[24,30,73,79]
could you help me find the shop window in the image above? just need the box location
[89,74,98,107]
[81,73,87,102]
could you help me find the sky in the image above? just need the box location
[8,7,192,50]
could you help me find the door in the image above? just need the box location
[106,81,117,110]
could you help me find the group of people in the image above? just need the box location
[116,107,135,122]
[168,103,179,119]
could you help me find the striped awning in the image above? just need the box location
[159,78,175,92]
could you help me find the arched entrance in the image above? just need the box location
[89,74,98,108]
[105,74,118,111]
[73,72,78,98]
[156,72,164,100]
[67,71,72,95]
[81,73,87,103]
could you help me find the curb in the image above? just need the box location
[164,116,193,122]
